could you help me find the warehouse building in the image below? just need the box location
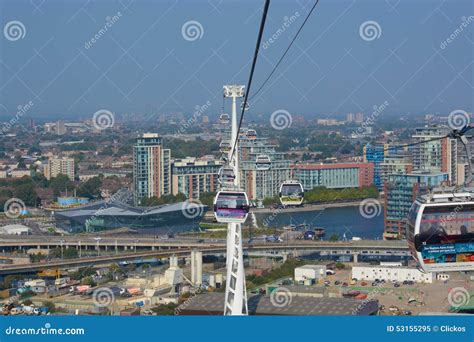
[176,292,378,315]
[352,265,434,283]
[294,265,327,283]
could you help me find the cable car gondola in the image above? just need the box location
[218,166,236,186]
[213,191,250,224]
[219,140,231,154]
[255,154,271,171]
[246,129,257,140]
[279,181,304,206]
[407,191,474,273]
[219,113,230,125]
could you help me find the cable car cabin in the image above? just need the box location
[213,191,249,224]
[246,129,257,140]
[407,192,474,273]
[219,113,230,125]
[218,166,236,186]
[279,181,304,206]
[219,141,231,154]
[255,154,271,171]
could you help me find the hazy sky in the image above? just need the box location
[0,0,472,122]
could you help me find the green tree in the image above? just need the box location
[77,177,103,198]
[50,174,74,196]
[13,183,38,206]
[329,234,339,242]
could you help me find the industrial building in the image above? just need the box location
[176,292,379,315]
[0,224,31,235]
[294,265,327,283]
[292,163,374,190]
[352,265,434,283]
[133,133,171,205]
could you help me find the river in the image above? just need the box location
[254,205,385,240]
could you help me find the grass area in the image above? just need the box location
[246,258,305,289]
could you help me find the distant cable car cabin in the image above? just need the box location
[279,181,304,206]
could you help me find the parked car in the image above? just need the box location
[394,283,400,288]
[335,281,341,286]
[360,282,367,286]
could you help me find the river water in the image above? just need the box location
[254,205,385,240]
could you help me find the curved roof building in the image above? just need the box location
[53,200,206,233]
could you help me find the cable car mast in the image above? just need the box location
[223,84,248,315]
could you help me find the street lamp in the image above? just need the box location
[94,237,102,257]
[59,239,65,259]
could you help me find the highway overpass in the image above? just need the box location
[0,238,410,275]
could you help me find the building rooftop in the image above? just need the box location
[177,292,378,316]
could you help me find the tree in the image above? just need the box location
[50,174,74,196]
[14,183,38,206]
[198,192,216,206]
[76,177,102,198]
[329,234,339,242]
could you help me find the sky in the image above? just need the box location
[0,0,473,122]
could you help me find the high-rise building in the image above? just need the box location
[133,133,171,204]
[171,157,222,199]
[292,163,374,190]
[380,153,413,186]
[355,112,364,123]
[235,131,292,200]
[44,157,75,180]
[346,113,354,122]
[411,126,457,184]
[56,120,66,135]
[363,144,395,191]
[383,172,448,240]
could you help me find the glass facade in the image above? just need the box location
[384,172,448,240]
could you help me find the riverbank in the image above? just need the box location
[251,200,364,214]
